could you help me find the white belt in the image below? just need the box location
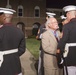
[18,73,22,75]
[0,48,18,67]
[63,43,76,58]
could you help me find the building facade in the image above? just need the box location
[0,0,46,37]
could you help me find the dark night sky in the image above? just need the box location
[46,0,76,9]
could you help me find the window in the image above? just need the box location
[34,6,40,17]
[18,5,23,17]
[17,24,22,30]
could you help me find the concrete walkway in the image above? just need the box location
[20,49,37,75]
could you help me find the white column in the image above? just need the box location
[6,0,11,8]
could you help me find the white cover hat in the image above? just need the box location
[60,15,67,19]
[0,7,16,14]
[63,5,76,12]
[46,12,56,17]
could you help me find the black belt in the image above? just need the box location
[43,51,57,57]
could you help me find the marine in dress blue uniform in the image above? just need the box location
[0,8,25,75]
[57,5,76,75]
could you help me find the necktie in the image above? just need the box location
[54,31,59,42]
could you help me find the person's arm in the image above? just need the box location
[57,25,69,54]
[56,25,69,68]
[36,25,44,40]
[18,34,26,56]
[36,29,41,40]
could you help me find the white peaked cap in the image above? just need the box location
[47,14,54,17]
[63,5,76,12]
[46,12,56,17]
[60,15,67,19]
[0,7,16,14]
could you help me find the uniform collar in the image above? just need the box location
[70,18,76,22]
[3,23,12,26]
